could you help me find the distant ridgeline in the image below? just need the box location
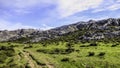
[0,18,120,43]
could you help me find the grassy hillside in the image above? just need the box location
[0,41,120,68]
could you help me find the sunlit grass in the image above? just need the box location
[0,42,120,68]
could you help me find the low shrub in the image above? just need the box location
[88,52,95,56]
[111,44,118,47]
[66,42,73,48]
[65,48,75,54]
[89,43,97,46]
[24,45,33,49]
[0,46,14,51]
[80,45,88,47]
[75,50,80,52]
[42,44,47,47]
[36,60,46,66]
[98,52,105,56]
[36,48,75,54]
[5,50,15,57]
[61,58,69,62]
[36,49,47,53]
[25,63,31,68]
[0,53,7,63]
[0,46,15,57]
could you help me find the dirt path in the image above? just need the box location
[23,51,35,68]
[20,50,41,68]
[18,48,54,68]
[26,50,55,68]
[45,58,55,68]
[47,64,54,68]
[17,54,21,61]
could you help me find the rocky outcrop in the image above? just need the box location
[0,29,38,42]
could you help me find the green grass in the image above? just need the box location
[0,42,120,68]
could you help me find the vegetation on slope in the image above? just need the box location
[0,41,120,68]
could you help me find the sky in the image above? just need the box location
[0,0,120,30]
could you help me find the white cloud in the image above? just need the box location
[40,24,54,30]
[92,8,105,13]
[0,0,55,15]
[117,0,120,2]
[0,0,54,9]
[92,0,120,13]
[1,0,120,18]
[0,19,54,30]
[0,19,37,30]
[57,0,103,18]
[0,0,104,18]
[108,3,120,10]
[92,4,120,13]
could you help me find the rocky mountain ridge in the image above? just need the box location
[0,29,38,42]
[0,18,120,42]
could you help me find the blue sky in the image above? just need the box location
[0,0,120,30]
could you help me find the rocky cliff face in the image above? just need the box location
[28,18,120,42]
[0,29,38,42]
[0,18,120,42]
[79,18,120,40]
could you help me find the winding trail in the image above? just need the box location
[45,58,55,68]
[23,51,36,68]
[19,50,42,68]
[46,63,54,68]
[17,48,54,68]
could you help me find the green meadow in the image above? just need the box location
[0,41,120,68]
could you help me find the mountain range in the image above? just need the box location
[0,18,120,43]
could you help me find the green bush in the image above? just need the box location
[88,52,95,56]
[36,60,46,66]
[61,58,69,62]
[24,45,33,49]
[5,50,15,57]
[98,52,105,56]
[25,63,31,68]
[36,48,73,54]
[89,43,97,46]
[111,44,118,47]
[80,45,88,47]
[0,53,7,63]
[65,48,75,54]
